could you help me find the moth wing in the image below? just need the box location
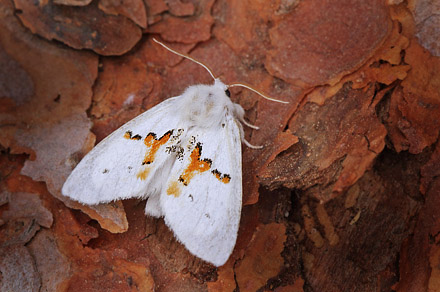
[62,97,182,207]
[160,116,242,266]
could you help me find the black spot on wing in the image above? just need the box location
[196,142,212,165]
[211,169,221,176]
[146,132,157,139]
[124,130,143,140]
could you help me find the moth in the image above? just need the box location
[62,38,287,266]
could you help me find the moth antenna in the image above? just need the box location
[228,83,289,104]
[153,38,288,104]
[152,37,216,81]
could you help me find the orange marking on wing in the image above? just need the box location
[179,143,212,186]
[212,170,231,184]
[136,167,150,180]
[142,131,173,165]
[167,181,181,197]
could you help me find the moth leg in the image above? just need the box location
[239,116,259,130]
[233,103,262,148]
[243,138,263,149]
[233,103,260,130]
[237,120,263,149]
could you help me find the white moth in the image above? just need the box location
[62,38,287,266]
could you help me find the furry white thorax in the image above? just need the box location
[178,79,245,129]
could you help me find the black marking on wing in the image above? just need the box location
[124,131,142,140]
